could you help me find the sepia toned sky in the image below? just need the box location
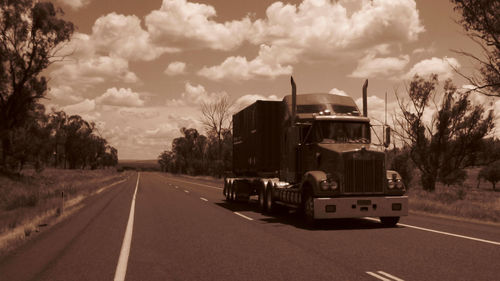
[44,0,499,159]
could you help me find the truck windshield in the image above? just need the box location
[313,121,370,144]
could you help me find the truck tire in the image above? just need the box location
[380,216,400,227]
[303,192,316,227]
[258,186,266,213]
[265,184,275,214]
[224,180,231,201]
[230,182,236,201]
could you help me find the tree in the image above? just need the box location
[451,0,500,97]
[478,161,500,190]
[200,96,232,170]
[394,74,494,191]
[0,0,74,168]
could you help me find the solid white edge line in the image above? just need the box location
[167,178,222,190]
[377,271,404,281]
[200,197,208,202]
[363,217,500,246]
[234,212,254,221]
[366,271,392,281]
[114,172,140,281]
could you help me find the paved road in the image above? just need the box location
[1,172,499,281]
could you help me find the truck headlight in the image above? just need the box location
[388,179,395,189]
[320,180,339,191]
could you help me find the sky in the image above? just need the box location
[43,0,500,160]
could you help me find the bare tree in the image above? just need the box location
[393,74,494,191]
[451,0,500,97]
[200,96,232,160]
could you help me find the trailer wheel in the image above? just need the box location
[258,186,266,213]
[303,192,316,227]
[380,216,400,227]
[265,184,275,214]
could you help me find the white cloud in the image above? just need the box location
[198,44,295,80]
[350,53,410,78]
[92,13,178,61]
[164,61,187,76]
[62,99,96,114]
[250,0,424,58]
[145,0,252,51]
[167,82,228,106]
[96,88,145,107]
[233,94,281,112]
[329,88,348,96]
[56,0,91,10]
[405,57,460,80]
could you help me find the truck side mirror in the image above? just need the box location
[384,126,391,147]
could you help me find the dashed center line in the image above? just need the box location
[366,271,404,281]
[166,178,222,190]
[234,212,254,221]
[200,197,208,202]
[184,190,189,193]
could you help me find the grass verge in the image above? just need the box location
[0,168,131,256]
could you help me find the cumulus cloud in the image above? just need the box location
[233,94,281,112]
[329,88,349,96]
[145,0,252,51]
[164,61,187,76]
[56,0,91,10]
[404,57,460,80]
[198,44,295,80]
[96,88,145,107]
[62,99,96,114]
[250,0,424,57]
[92,13,178,61]
[167,82,228,106]
[350,53,410,78]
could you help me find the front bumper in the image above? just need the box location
[313,196,408,219]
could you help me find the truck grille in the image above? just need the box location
[344,157,384,194]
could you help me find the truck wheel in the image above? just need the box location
[380,217,400,227]
[224,180,231,201]
[265,185,275,214]
[303,193,316,227]
[258,186,266,213]
[230,183,236,201]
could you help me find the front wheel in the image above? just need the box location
[303,193,316,227]
[258,186,266,213]
[264,185,275,214]
[380,216,400,227]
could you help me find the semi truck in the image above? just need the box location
[223,77,408,226]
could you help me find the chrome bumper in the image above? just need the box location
[313,196,408,219]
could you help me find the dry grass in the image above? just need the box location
[0,168,129,236]
[408,167,500,224]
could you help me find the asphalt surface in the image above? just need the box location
[0,172,499,281]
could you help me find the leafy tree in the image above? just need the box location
[394,74,494,191]
[478,161,500,190]
[0,0,74,168]
[451,0,500,96]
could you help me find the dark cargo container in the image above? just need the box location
[233,100,282,176]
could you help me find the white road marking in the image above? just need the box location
[200,197,208,201]
[234,212,254,221]
[377,271,404,281]
[364,217,500,246]
[114,173,140,281]
[167,178,222,190]
[366,272,393,281]
[184,190,189,193]
[175,186,178,189]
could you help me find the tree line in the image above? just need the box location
[0,1,117,173]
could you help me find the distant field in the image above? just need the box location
[118,159,160,171]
